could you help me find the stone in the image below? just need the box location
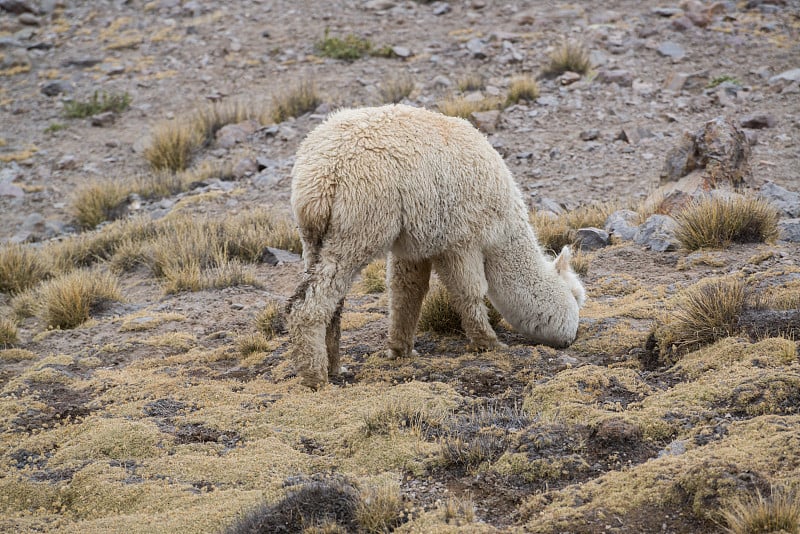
[663,70,708,92]
[363,0,396,9]
[575,227,610,251]
[0,182,24,198]
[261,246,302,265]
[56,154,78,170]
[62,56,102,68]
[605,209,640,241]
[432,75,452,88]
[41,80,72,96]
[559,71,581,85]
[652,7,683,16]
[657,41,686,60]
[216,120,259,148]
[579,129,599,141]
[658,439,687,458]
[634,214,679,252]
[740,113,776,129]
[531,197,565,215]
[90,111,116,127]
[469,110,500,133]
[596,68,633,87]
[466,38,486,59]
[0,0,36,14]
[778,219,800,243]
[759,181,800,217]
[617,125,654,145]
[659,117,751,187]
[18,12,39,25]
[432,2,450,15]
[232,157,257,179]
[768,68,800,85]
[391,46,411,58]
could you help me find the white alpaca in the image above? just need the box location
[286,104,585,389]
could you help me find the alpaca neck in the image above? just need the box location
[484,225,579,348]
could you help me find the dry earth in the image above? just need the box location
[1,1,800,533]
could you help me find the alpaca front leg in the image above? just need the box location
[387,256,432,359]
[434,251,505,351]
[325,298,344,377]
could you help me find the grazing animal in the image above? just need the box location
[286,104,585,389]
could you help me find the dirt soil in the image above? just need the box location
[1,1,799,533]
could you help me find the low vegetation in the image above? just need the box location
[506,75,540,105]
[316,29,374,61]
[0,317,18,346]
[544,39,591,76]
[144,120,203,172]
[0,243,51,294]
[359,260,387,294]
[457,73,484,92]
[36,268,122,329]
[418,282,501,334]
[379,74,414,104]
[63,90,131,118]
[437,95,501,118]
[721,486,800,534]
[674,196,780,250]
[269,80,321,123]
[70,179,130,230]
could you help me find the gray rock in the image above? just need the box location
[56,154,78,170]
[432,75,452,88]
[466,38,486,59]
[391,46,411,58]
[262,246,302,265]
[18,12,39,25]
[90,111,116,127]
[740,113,776,129]
[41,80,72,96]
[0,37,23,48]
[658,439,687,458]
[768,68,800,85]
[216,120,258,148]
[579,129,599,141]
[575,227,610,251]
[778,219,800,243]
[663,70,708,92]
[596,68,633,87]
[760,181,800,217]
[363,0,396,10]
[657,41,686,60]
[469,110,500,133]
[432,2,450,15]
[62,57,103,68]
[634,214,679,252]
[0,0,37,14]
[232,157,257,179]
[605,209,640,241]
[531,197,565,215]
[652,7,683,16]
[0,182,24,198]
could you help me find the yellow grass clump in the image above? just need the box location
[269,80,321,124]
[674,196,780,250]
[356,480,404,533]
[255,299,283,340]
[0,316,18,346]
[144,120,203,172]
[359,260,387,294]
[379,74,415,104]
[721,486,800,534]
[36,268,123,329]
[544,39,591,76]
[506,75,540,105]
[0,243,51,294]
[418,283,501,335]
[70,179,130,230]
[457,73,485,92]
[437,95,501,118]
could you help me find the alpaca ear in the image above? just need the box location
[555,246,572,274]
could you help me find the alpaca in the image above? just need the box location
[286,104,585,389]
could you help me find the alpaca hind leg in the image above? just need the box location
[287,256,362,389]
[387,255,432,359]
[326,297,345,377]
[434,250,505,351]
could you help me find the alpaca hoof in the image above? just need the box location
[386,348,418,359]
[300,370,327,390]
[328,365,346,378]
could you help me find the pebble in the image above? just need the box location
[760,181,800,218]
[768,67,800,85]
[391,46,411,58]
[579,129,599,141]
[432,2,450,15]
[740,113,776,129]
[18,12,39,25]
[657,41,686,60]
[596,68,633,87]
[465,38,486,59]
[663,70,708,93]
[778,219,800,243]
[634,214,679,252]
[0,0,37,14]
[40,80,73,96]
[605,210,640,241]
[0,182,24,198]
[90,111,116,127]
[575,227,610,251]
[469,110,499,133]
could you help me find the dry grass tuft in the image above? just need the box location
[0,316,18,346]
[0,243,51,294]
[544,39,591,76]
[37,269,122,329]
[236,332,272,356]
[506,75,540,105]
[457,73,485,92]
[70,179,130,230]
[356,481,404,533]
[437,95,501,118]
[130,170,187,199]
[143,120,203,172]
[721,486,800,534]
[418,283,502,334]
[359,260,387,294]
[570,249,591,276]
[439,495,476,525]
[655,276,747,361]
[192,99,261,143]
[269,80,321,123]
[674,196,780,251]
[379,74,415,104]
[531,212,575,253]
[255,299,284,340]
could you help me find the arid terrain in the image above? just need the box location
[1,1,799,533]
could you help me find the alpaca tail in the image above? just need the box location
[292,170,338,267]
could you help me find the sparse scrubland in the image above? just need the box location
[1,1,799,533]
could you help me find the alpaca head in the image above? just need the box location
[554,246,585,308]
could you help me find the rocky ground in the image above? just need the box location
[1,1,799,533]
